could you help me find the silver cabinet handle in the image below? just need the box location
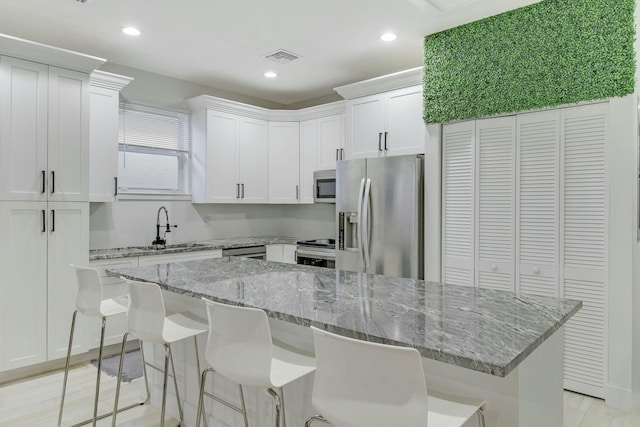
[241,183,245,199]
[296,185,299,200]
[378,133,382,151]
[236,183,240,198]
[114,177,118,196]
[340,148,344,160]
[384,132,388,151]
[41,170,46,194]
[41,209,46,232]
[50,171,55,194]
[336,149,339,161]
[51,209,55,232]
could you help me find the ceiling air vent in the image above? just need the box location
[265,49,301,64]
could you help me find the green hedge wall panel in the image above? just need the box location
[423,0,635,124]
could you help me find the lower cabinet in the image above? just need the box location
[266,244,297,264]
[0,201,89,371]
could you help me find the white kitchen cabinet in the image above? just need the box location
[47,203,90,360]
[0,201,89,371]
[0,202,48,371]
[475,116,516,292]
[0,57,90,202]
[191,109,268,203]
[269,121,300,204]
[88,71,132,202]
[238,117,269,203]
[346,85,424,159]
[316,114,346,170]
[266,244,297,264]
[299,120,317,204]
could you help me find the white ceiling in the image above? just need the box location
[0,0,543,106]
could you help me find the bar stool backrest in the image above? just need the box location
[126,280,167,343]
[203,298,273,388]
[70,264,104,318]
[310,326,429,427]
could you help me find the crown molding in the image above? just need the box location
[334,67,424,100]
[186,96,346,121]
[0,33,105,73]
[90,70,133,91]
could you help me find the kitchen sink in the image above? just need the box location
[132,242,212,252]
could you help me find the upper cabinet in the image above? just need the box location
[190,107,268,204]
[88,71,133,202]
[268,121,300,204]
[316,114,345,170]
[335,67,425,160]
[0,56,97,202]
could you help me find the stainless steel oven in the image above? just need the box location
[296,239,335,268]
[222,245,266,260]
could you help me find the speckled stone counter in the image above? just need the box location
[108,256,581,377]
[90,236,300,260]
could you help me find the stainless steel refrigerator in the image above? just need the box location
[336,154,423,279]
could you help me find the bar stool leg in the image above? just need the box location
[58,310,79,427]
[267,388,282,427]
[167,344,184,423]
[193,337,207,427]
[304,415,329,427]
[161,344,170,427]
[111,332,130,427]
[238,384,249,427]
[91,317,107,426]
[139,342,151,404]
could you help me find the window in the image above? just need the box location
[118,101,190,195]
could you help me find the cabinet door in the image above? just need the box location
[89,85,119,202]
[561,103,608,398]
[206,110,240,203]
[516,110,560,297]
[299,120,317,204]
[475,117,515,291]
[47,202,89,360]
[0,56,48,201]
[282,244,297,264]
[0,202,48,371]
[266,244,284,262]
[48,67,90,202]
[347,94,384,159]
[268,121,300,203]
[316,114,345,170]
[239,117,269,203]
[384,86,425,157]
[442,121,475,287]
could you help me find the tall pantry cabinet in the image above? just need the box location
[442,102,608,398]
[0,43,103,371]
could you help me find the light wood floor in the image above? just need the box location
[0,362,637,426]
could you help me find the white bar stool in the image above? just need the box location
[196,298,316,427]
[58,265,148,427]
[305,326,487,427]
[112,279,208,427]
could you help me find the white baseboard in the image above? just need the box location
[605,383,633,411]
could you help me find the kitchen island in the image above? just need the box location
[109,257,581,427]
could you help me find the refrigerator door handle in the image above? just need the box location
[361,178,371,269]
[356,177,366,267]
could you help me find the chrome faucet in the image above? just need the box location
[152,206,177,248]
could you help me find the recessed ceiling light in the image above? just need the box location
[380,32,397,42]
[122,27,141,36]
[264,71,278,78]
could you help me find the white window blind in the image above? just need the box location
[118,101,190,194]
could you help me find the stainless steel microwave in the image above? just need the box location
[313,169,336,203]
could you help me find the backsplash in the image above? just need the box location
[89,201,335,249]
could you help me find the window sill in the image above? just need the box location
[115,193,192,202]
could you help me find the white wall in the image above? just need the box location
[89,201,336,249]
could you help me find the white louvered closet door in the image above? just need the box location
[442,121,475,287]
[475,117,516,291]
[561,103,608,398]
[516,110,560,297]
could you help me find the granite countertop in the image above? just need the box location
[90,236,300,260]
[108,257,581,377]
